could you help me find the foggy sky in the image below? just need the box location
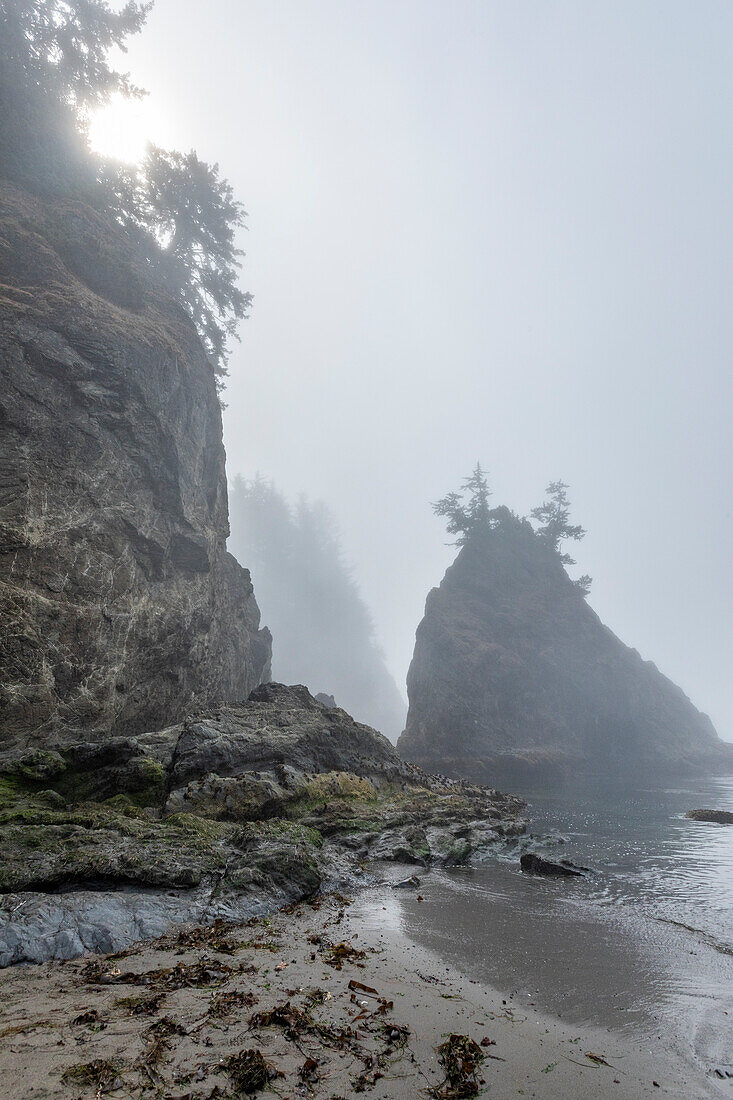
[100,1,733,739]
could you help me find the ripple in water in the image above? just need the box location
[382,771,733,1079]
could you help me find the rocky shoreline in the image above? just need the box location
[0,684,526,966]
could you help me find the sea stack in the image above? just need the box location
[398,508,730,781]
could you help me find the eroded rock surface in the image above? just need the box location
[0,685,526,965]
[0,182,271,748]
[399,513,732,781]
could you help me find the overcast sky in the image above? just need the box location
[93,1,733,739]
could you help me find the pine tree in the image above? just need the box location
[432,463,496,544]
[0,1,250,388]
[142,147,252,385]
[531,480,592,594]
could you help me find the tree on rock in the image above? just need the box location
[142,147,252,384]
[531,480,592,593]
[0,0,250,390]
[433,463,497,544]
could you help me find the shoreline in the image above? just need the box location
[0,885,721,1099]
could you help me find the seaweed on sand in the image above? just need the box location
[432,1034,485,1098]
[249,1001,311,1039]
[208,989,257,1017]
[324,941,366,969]
[113,991,166,1016]
[61,1058,124,1093]
[222,1048,281,1093]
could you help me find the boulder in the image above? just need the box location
[685,808,733,824]
[520,852,585,878]
[168,683,409,791]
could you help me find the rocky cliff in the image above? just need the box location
[0,182,271,748]
[398,512,731,780]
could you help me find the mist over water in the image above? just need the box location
[104,0,733,739]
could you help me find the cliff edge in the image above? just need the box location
[398,513,731,780]
[0,181,271,748]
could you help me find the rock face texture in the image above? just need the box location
[0,182,271,748]
[398,513,732,780]
[0,683,526,964]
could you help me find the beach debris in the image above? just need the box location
[208,989,257,1017]
[161,918,244,954]
[113,992,166,1016]
[117,957,241,990]
[250,1001,312,1038]
[393,875,421,889]
[302,987,332,1007]
[147,1016,186,1039]
[61,1058,124,1093]
[299,1055,320,1084]
[79,960,122,984]
[71,1009,107,1031]
[352,1066,384,1092]
[542,1061,558,1072]
[348,978,394,1020]
[382,1022,410,1047]
[432,1034,485,1098]
[480,1037,495,1047]
[135,1018,186,1085]
[520,853,585,877]
[324,941,366,969]
[585,1052,611,1066]
[222,1048,281,1093]
[417,971,444,985]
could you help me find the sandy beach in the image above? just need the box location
[0,885,720,1099]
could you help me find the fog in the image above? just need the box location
[95,1,733,739]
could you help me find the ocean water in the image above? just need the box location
[368,773,733,1080]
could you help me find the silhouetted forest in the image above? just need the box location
[229,476,406,741]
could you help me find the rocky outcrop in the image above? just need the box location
[398,513,732,781]
[0,182,271,748]
[686,809,733,824]
[0,684,526,964]
[520,853,586,878]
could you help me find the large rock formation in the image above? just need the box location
[398,512,732,780]
[0,683,525,964]
[0,182,271,748]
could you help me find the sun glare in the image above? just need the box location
[88,94,165,164]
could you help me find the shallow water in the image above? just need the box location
[366,773,733,1081]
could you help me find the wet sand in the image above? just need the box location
[0,888,720,1099]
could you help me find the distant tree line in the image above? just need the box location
[228,476,407,740]
[433,463,592,595]
[0,0,247,387]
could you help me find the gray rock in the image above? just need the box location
[165,772,290,821]
[168,683,411,791]
[686,808,733,824]
[520,852,585,877]
[0,182,271,750]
